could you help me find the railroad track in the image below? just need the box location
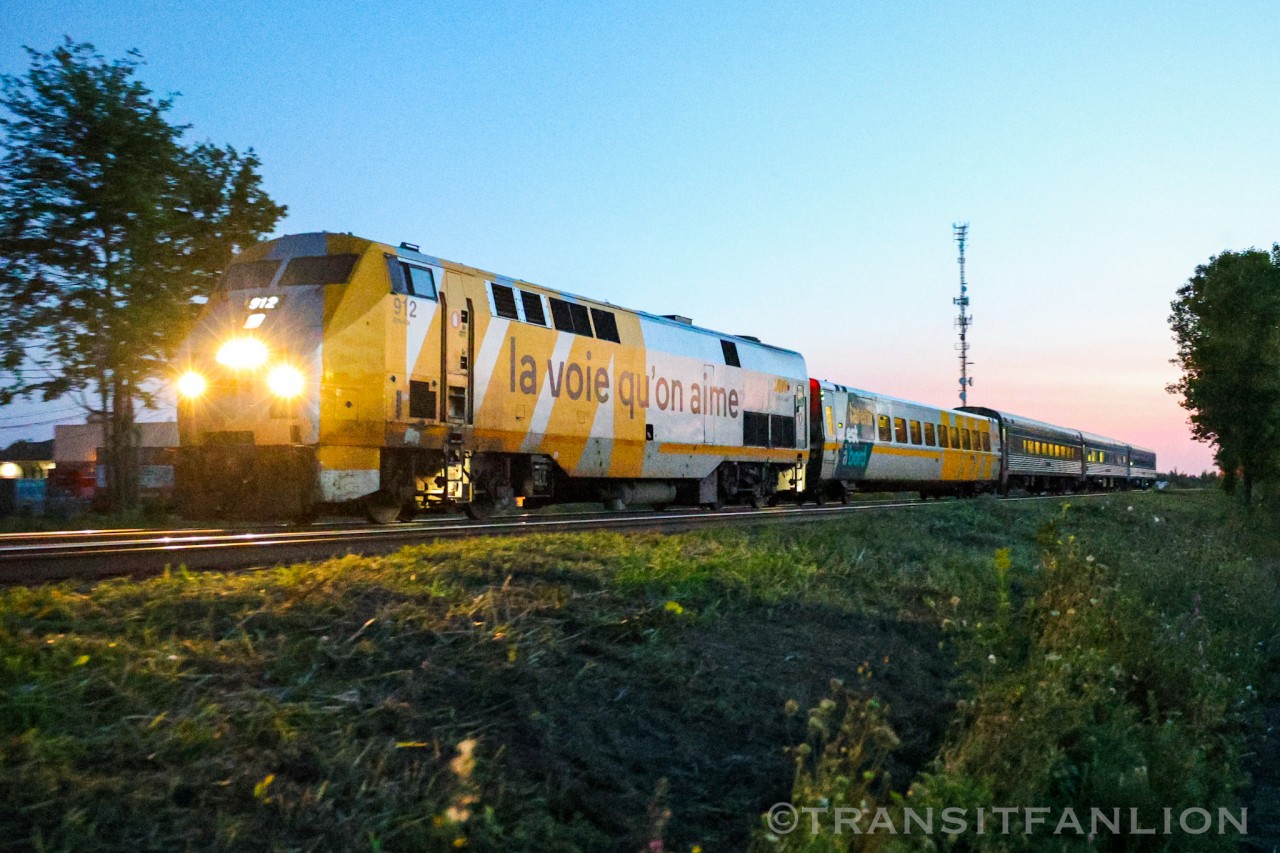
[0,493,1111,585]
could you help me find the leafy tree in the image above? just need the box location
[1168,247,1280,504]
[0,40,285,511]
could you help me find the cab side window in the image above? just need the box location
[877,414,891,442]
[393,262,437,299]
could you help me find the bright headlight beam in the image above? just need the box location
[215,338,268,370]
[266,364,305,398]
[177,371,207,398]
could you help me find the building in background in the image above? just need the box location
[50,422,179,510]
[0,438,55,516]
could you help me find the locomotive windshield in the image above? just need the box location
[218,254,358,291]
[221,259,280,290]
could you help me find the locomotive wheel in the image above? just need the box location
[465,497,496,521]
[651,503,669,513]
[748,492,766,509]
[365,490,402,525]
[839,489,850,505]
[397,500,419,522]
[815,488,827,506]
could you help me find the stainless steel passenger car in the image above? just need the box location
[961,407,1156,494]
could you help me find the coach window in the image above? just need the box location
[982,432,991,452]
[938,424,949,448]
[825,406,835,437]
[909,420,922,445]
[877,415,891,442]
[851,405,875,439]
[960,429,970,450]
[924,423,936,446]
[893,417,908,443]
[951,426,960,448]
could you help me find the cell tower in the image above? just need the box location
[953,223,973,406]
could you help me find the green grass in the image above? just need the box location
[1,491,1276,851]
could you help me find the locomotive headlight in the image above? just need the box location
[266,364,305,398]
[215,337,268,370]
[177,371,207,398]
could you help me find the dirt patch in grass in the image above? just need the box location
[500,604,953,850]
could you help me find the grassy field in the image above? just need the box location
[1,491,1276,851]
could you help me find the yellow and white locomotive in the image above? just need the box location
[175,232,809,520]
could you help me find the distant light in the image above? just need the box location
[0,462,20,479]
[177,371,207,398]
[216,338,268,370]
[244,313,266,330]
[266,364,305,398]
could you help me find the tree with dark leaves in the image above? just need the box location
[1169,246,1280,505]
[0,40,285,511]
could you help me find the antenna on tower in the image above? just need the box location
[953,223,974,406]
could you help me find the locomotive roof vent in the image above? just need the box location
[661,314,693,325]
[400,241,420,252]
[737,334,761,342]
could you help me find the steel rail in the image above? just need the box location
[0,493,1111,586]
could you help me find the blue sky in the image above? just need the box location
[4,0,1278,471]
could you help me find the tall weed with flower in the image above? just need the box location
[749,681,902,853]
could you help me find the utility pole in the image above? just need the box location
[953,223,974,406]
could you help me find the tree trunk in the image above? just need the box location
[1242,469,1254,508]
[106,377,139,513]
